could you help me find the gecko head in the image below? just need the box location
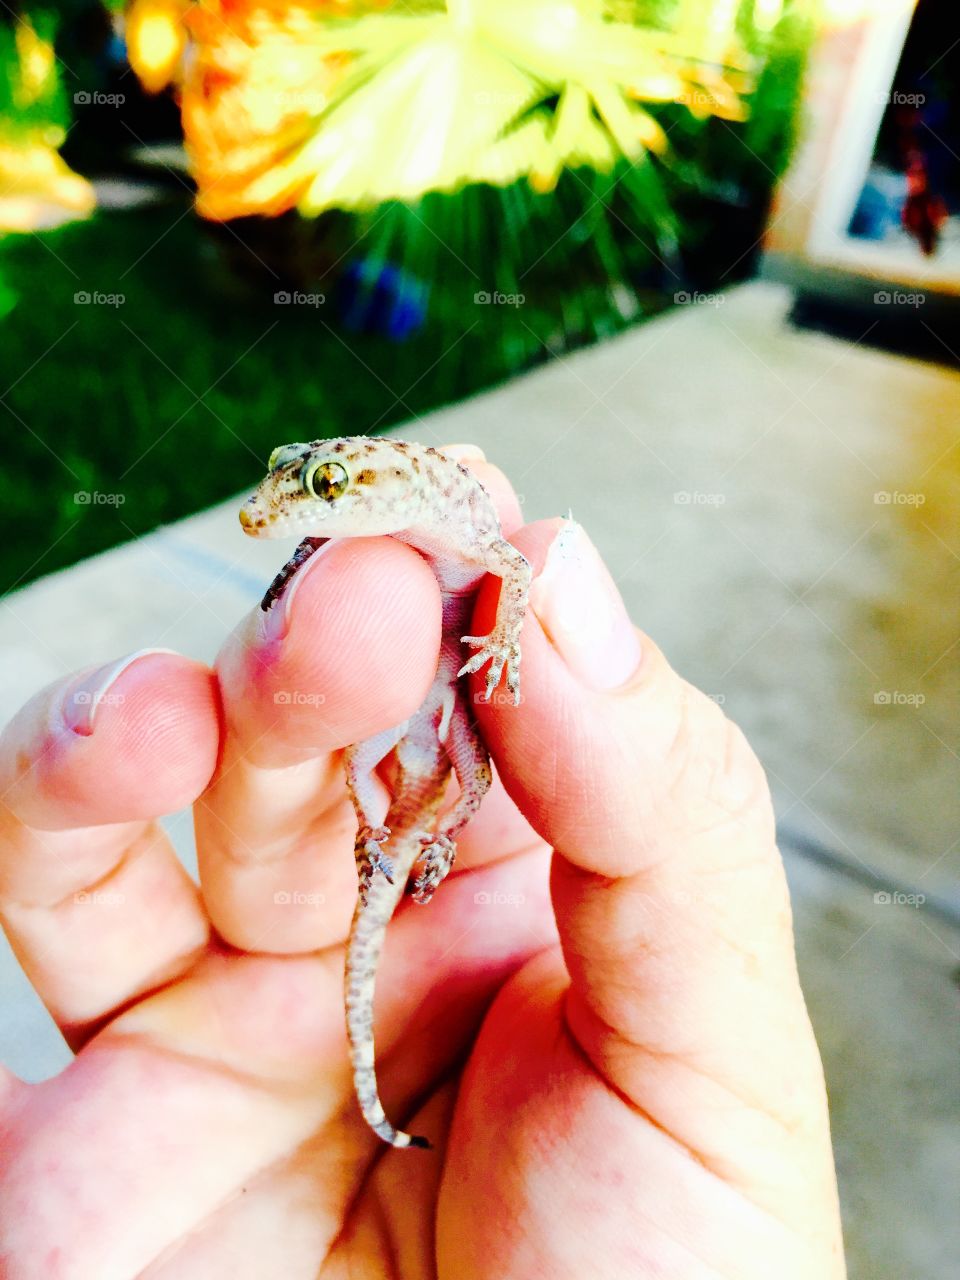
[239,438,424,539]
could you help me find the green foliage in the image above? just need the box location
[341,151,677,329]
[0,8,69,139]
[737,9,817,190]
[0,265,15,319]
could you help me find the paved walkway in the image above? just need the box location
[1,283,957,1279]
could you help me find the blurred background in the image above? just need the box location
[1,0,814,586]
[1,3,958,1279]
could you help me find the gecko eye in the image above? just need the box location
[301,459,349,501]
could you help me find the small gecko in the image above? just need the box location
[240,437,531,1148]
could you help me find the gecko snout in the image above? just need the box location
[239,501,268,534]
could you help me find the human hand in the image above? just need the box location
[0,455,845,1279]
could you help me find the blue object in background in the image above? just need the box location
[338,259,429,340]
[849,165,909,241]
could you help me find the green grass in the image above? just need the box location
[1,198,646,595]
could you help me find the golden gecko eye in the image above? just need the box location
[302,459,349,501]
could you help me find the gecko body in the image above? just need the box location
[240,437,530,1148]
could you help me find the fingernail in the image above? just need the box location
[61,648,179,737]
[257,540,336,644]
[529,521,641,691]
[439,443,486,462]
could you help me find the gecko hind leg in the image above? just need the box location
[355,828,395,904]
[411,833,456,907]
[412,699,492,905]
[344,724,406,904]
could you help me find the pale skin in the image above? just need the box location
[0,449,846,1278]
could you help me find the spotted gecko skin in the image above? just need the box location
[240,437,530,1148]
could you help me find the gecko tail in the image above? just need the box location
[345,848,432,1151]
[353,1064,431,1149]
[378,1121,431,1151]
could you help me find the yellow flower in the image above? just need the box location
[0,19,95,233]
[181,1,370,220]
[181,0,752,221]
[126,0,190,94]
[0,141,95,233]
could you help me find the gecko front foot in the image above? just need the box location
[411,833,457,906]
[355,825,394,902]
[459,628,522,704]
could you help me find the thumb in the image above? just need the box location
[472,519,841,1237]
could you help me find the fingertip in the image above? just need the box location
[438,442,486,463]
[2,653,221,829]
[527,521,642,692]
[218,537,443,762]
[454,457,525,536]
